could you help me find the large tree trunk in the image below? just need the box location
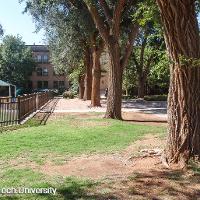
[138,74,146,98]
[91,46,102,107]
[83,46,92,100]
[104,38,123,120]
[78,75,85,99]
[156,0,200,166]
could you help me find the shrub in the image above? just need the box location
[63,91,75,99]
[144,95,168,101]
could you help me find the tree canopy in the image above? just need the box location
[0,35,35,86]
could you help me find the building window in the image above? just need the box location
[37,81,48,89]
[37,55,42,62]
[53,81,65,89]
[43,68,48,76]
[28,81,33,89]
[43,81,48,89]
[59,81,65,88]
[53,81,58,89]
[36,68,48,76]
[36,68,43,76]
[37,81,43,89]
[35,54,49,63]
[43,55,49,63]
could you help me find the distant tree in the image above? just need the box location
[148,51,169,95]
[0,24,3,36]
[84,0,139,119]
[0,35,35,86]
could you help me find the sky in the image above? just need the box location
[0,0,45,45]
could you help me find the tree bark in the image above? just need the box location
[83,46,92,100]
[104,38,123,119]
[138,74,146,98]
[156,0,200,166]
[91,41,103,107]
[78,75,85,99]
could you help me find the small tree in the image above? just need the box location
[0,35,35,87]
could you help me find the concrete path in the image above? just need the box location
[53,98,167,120]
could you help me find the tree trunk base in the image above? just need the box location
[104,113,122,120]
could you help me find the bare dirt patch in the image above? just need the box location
[9,135,165,179]
[49,112,104,121]
[36,135,166,179]
[69,120,111,128]
[122,112,167,126]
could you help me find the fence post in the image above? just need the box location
[36,93,39,110]
[18,96,21,124]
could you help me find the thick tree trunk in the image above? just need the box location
[83,46,92,100]
[156,0,200,166]
[78,75,85,99]
[138,75,146,98]
[104,38,123,120]
[91,47,102,107]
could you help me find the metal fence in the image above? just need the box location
[0,92,53,127]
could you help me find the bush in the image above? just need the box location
[122,95,137,100]
[144,95,168,101]
[63,91,75,99]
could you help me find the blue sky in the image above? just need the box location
[0,0,45,44]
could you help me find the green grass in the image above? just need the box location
[0,168,98,200]
[0,115,166,161]
[0,118,41,133]
[0,114,166,199]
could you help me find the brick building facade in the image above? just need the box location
[28,45,68,91]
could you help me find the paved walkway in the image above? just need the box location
[53,98,167,121]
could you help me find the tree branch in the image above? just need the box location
[84,1,109,43]
[112,0,127,37]
[139,28,148,70]
[121,23,139,69]
[132,52,139,70]
[99,0,112,23]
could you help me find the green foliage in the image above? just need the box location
[0,24,3,36]
[0,35,35,86]
[132,0,160,28]
[144,95,168,101]
[126,3,170,95]
[63,90,75,99]
[123,59,137,94]
[179,55,200,67]
[148,52,170,90]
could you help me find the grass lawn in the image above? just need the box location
[0,114,166,161]
[0,113,168,199]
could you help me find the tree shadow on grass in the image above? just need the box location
[126,169,200,200]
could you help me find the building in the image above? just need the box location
[27,45,68,91]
